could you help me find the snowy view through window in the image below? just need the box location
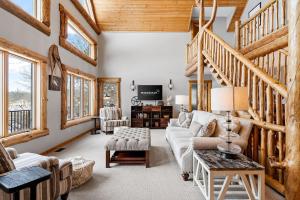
[67,24,91,56]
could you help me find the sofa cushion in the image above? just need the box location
[189,121,203,136]
[0,142,15,173]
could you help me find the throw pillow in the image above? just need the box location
[189,121,203,136]
[178,112,193,128]
[0,142,15,174]
[197,119,217,137]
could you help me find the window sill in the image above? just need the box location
[62,116,94,129]
[0,0,51,36]
[59,37,97,66]
[0,129,49,147]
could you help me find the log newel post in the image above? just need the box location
[196,0,217,111]
[285,0,300,199]
[196,0,204,111]
[235,20,241,50]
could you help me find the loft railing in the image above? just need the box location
[202,28,287,193]
[186,34,198,69]
[239,0,287,48]
[8,110,32,134]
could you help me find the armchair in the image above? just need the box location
[0,146,72,200]
[99,107,130,133]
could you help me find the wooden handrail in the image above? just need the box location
[204,28,288,98]
[238,0,287,49]
[240,0,277,28]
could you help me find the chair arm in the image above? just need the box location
[192,137,248,151]
[5,148,18,159]
[169,118,179,127]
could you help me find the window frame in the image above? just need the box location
[61,64,97,129]
[0,0,51,35]
[70,0,100,34]
[0,37,48,147]
[59,4,97,66]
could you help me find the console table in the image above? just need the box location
[0,166,51,200]
[193,150,265,200]
[131,106,172,129]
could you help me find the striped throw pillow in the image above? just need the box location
[0,142,15,174]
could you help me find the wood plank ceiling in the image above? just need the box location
[92,0,248,32]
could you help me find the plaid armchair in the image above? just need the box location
[0,146,72,200]
[100,107,129,133]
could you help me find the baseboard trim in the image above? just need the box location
[41,128,93,155]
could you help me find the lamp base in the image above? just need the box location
[217,143,242,159]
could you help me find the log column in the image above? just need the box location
[197,0,205,110]
[285,0,300,199]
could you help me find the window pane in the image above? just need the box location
[79,0,95,21]
[11,0,35,17]
[103,83,117,107]
[83,80,90,116]
[67,23,91,56]
[8,55,33,134]
[67,75,71,120]
[73,76,81,118]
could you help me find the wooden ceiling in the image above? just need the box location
[92,0,248,32]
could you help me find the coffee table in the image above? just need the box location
[105,128,151,168]
[193,150,265,200]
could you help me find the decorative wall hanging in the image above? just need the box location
[48,44,62,91]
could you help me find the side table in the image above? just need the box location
[0,166,51,200]
[193,150,265,200]
[91,116,100,134]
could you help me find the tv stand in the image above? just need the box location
[131,106,173,129]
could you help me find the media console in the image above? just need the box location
[131,106,173,129]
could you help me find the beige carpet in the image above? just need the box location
[49,129,285,200]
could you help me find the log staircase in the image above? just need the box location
[186,0,290,197]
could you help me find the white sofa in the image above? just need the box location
[165,110,253,180]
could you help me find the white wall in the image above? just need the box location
[0,1,98,153]
[99,32,191,117]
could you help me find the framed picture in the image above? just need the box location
[248,2,262,18]
[48,75,61,91]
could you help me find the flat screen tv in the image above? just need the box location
[138,85,162,100]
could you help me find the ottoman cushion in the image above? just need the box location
[105,128,150,151]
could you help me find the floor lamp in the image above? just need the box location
[211,87,249,158]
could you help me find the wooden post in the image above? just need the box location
[235,20,241,50]
[285,0,300,199]
[197,0,204,110]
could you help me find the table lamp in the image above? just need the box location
[211,87,248,158]
[175,95,189,112]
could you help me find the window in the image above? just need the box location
[78,0,95,21]
[11,0,41,19]
[8,55,34,134]
[70,0,100,34]
[59,4,97,66]
[0,0,51,35]
[61,64,96,129]
[0,38,48,146]
[67,21,91,57]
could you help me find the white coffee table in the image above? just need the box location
[193,150,265,200]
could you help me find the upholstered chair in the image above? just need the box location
[0,145,72,200]
[99,107,130,133]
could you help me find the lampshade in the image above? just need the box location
[175,95,188,105]
[211,87,248,111]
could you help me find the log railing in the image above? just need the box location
[202,28,287,194]
[186,34,199,68]
[239,0,287,48]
